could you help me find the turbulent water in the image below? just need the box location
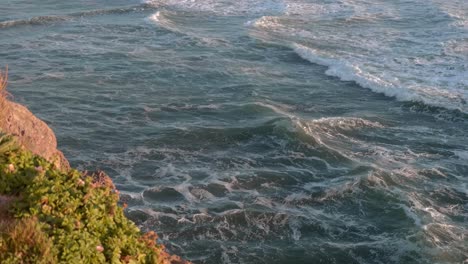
[1,0,467,263]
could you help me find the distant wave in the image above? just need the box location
[292,44,468,114]
[145,0,285,16]
[148,11,185,35]
[147,10,229,46]
[0,15,71,28]
[254,101,384,131]
[248,0,468,115]
[0,4,156,29]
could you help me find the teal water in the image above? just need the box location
[1,0,467,263]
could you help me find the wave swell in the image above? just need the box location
[0,4,155,29]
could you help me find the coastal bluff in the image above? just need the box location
[0,99,69,170]
[0,75,189,263]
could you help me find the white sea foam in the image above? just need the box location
[254,101,297,119]
[309,117,383,130]
[148,10,184,35]
[149,0,467,112]
[292,44,468,113]
[248,0,468,113]
[145,0,285,16]
[148,10,228,46]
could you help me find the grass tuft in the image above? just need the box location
[0,217,57,264]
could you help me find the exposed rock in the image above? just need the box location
[0,100,69,170]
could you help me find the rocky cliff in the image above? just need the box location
[0,69,68,170]
[0,71,188,264]
[0,100,69,170]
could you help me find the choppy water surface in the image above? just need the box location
[1,0,467,263]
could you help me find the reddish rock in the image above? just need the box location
[0,100,70,170]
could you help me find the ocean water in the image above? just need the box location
[1,0,467,263]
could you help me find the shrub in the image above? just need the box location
[0,133,185,264]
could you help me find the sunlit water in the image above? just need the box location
[1,0,467,263]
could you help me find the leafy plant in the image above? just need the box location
[0,133,187,264]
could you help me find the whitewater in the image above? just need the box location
[1,0,467,263]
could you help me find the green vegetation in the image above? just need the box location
[0,133,182,264]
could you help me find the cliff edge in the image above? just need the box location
[0,69,68,170]
[0,100,70,170]
[0,71,188,264]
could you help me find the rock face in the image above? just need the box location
[0,100,69,170]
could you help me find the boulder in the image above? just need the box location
[0,100,69,170]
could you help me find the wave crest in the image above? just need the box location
[292,44,468,113]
